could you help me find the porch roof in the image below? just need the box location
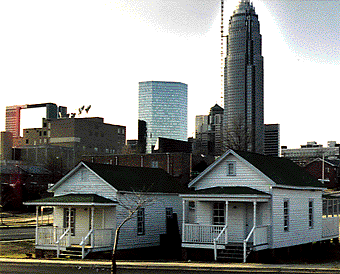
[24,194,117,206]
[181,186,271,199]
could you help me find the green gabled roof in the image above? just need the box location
[235,150,323,188]
[25,194,117,205]
[194,186,270,196]
[83,162,188,194]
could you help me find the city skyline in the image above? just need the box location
[0,0,339,149]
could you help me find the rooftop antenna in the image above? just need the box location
[220,0,227,106]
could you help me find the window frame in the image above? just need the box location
[309,199,314,228]
[283,199,289,232]
[137,208,145,235]
[226,161,236,176]
[213,202,225,225]
[63,208,76,236]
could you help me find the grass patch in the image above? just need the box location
[0,240,35,258]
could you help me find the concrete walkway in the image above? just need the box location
[1,258,340,273]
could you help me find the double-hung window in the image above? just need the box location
[213,202,225,225]
[227,161,236,176]
[137,208,145,235]
[309,199,314,228]
[283,199,289,232]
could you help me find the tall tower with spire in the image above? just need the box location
[223,0,264,153]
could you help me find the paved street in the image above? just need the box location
[1,261,340,274]
[0,227,35,241]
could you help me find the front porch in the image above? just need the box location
[25,194,117,259]
[181,187,272,262]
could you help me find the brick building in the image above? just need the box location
[13,117,126,167]
[82,153,215,186]
[304,158,340,189]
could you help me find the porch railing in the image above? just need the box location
[36,227,114,249]
[56,227,70,258]
[322,216,339,238]
[93,229,114,248]
[254,225,268,246]
[78,228,114,259]
[213,225,228,260]
[244,226,255,263]
[183,224,225,244]
[36,226,68,246]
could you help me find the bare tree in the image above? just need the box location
[225,115,253,152]
[111,191,155,274]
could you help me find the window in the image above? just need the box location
[309,200,314,228]
[80,169,88,181]
[137,208,145,235]
[166,207,173,219]
[227,162,236,176]
[213,202,225,225]
[284,199,289,231]
[188,201,195,211]
[63,208,76,236]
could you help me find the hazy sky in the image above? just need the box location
[0,0,339,149]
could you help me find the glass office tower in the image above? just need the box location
[138,81,188,153]
[224,0,264,153]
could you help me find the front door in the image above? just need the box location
[228,202,246,242]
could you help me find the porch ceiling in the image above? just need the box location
[181,186,271,201]
[24,193,117,206]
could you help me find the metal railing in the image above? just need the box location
[56,227,70,258]
[213,225,228,260]
[243,225,255,263]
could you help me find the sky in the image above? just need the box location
[0,0,339,149]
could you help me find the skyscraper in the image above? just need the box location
[138,81,188,153]
[223,0,264,153]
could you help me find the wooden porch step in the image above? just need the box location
[217,243,253,262]
[59,246,85,259]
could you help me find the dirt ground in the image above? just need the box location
[0,240,35,259]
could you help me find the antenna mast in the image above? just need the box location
[220,0,226,105]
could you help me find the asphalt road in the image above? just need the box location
[1,263,340,274]
[0,227,35,241]
[0,263,261,274]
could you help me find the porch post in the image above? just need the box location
[40,206,44,226]
[182,200,185,244]
[35,206,39,245]
[225,201,228,244]
[253,201,257,246]
[68,207,71,246]
[91,206,94,247]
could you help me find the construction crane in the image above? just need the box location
[220,0,226,105]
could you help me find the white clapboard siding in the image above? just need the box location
[196,202,213,225]
[194,155,271,193]
[115,193,182,250]
[54,167,117,200]
[271,188,322,249]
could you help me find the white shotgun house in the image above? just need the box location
[25,161,185,259]
[181,150,339,262]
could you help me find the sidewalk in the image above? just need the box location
[1,258,340,273]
